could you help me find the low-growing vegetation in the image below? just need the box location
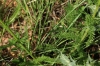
[0,0,100,66]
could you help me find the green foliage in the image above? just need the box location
[60,53,76,66]
[34,55,55,65]
[0,0,100,66]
